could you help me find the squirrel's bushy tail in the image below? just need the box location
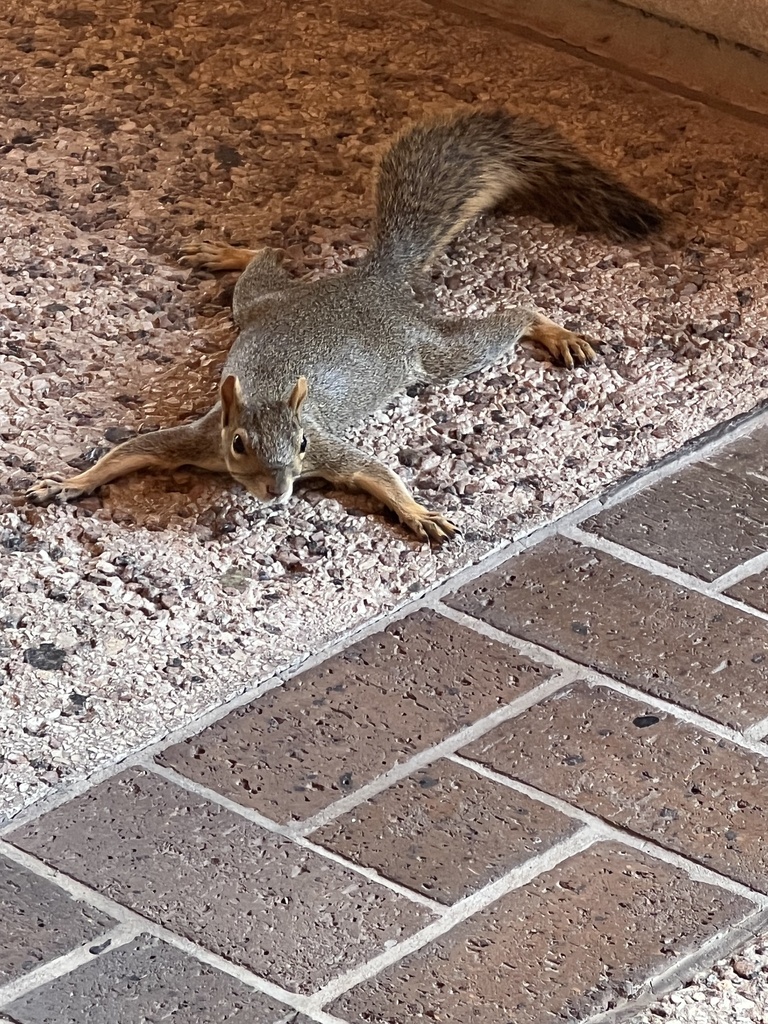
[368,109,662,278]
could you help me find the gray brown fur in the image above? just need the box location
[27,109,661,542]
[370,110,661,276]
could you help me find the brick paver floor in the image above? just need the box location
[1,414,767,1023]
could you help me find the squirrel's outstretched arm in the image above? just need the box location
[302,432,457,544]
[26,407,224,505]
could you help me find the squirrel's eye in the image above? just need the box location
[232,433,246,455]
[300,435,308,454]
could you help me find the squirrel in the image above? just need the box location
[26,109,661,542]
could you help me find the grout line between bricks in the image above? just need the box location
[432,599,587,670]
[0,842,315,1017]
[562,524,768,623]
[292,672,573,836]
[5,406,768,836]
[305,826,600,1010]
[144,761,446,914]
[708,549,768,594]
[449,755,768,907]
[435,602,768,758]
[0,922,139,1010]
[579,904,768,1024]
[744,716,768,742]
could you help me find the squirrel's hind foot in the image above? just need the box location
[525,314,598,370]
[178,240,257,272]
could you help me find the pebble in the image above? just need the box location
[634,944,768,1024]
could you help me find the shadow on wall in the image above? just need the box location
[620,0,768,55]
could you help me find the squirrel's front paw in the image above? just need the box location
[178,240,224,270]
[559,332,597,368]
[26,477,86,505]
[401,504,459,544]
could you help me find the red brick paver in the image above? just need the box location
[8,769,434,994]
[727,569,768,615]
[0,860,115,985]
[3,936,291,1024]
[461,682,768,892]
[581,425,768,581]
[445,536,768,729]
[332,844,752,1024]
[312,759,582,904]
[157,610,553,823]
[2,420,768,1022]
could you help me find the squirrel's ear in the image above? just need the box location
[288,376,308,415]
[220,374,243,430]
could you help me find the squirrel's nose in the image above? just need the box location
[267,469,293,502]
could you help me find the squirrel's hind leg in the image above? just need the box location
[419,310,595,380]
[418,310,535,382]
[178,241,294,325]
[26,408,225,506]
[231,249,294,325]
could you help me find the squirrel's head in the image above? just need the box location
[220,374,309,504]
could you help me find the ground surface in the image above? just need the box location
[1,0,768,813]
[1,415,768,1022]
[1,0,768,1020]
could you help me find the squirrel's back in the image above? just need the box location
[367,109,661,278]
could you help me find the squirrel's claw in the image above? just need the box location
[178,240,256,272]
[26,476,69,505]
[528,315,598,369]
[401,505,459,545]
[568,334,598,365]
[26,476,89,505]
